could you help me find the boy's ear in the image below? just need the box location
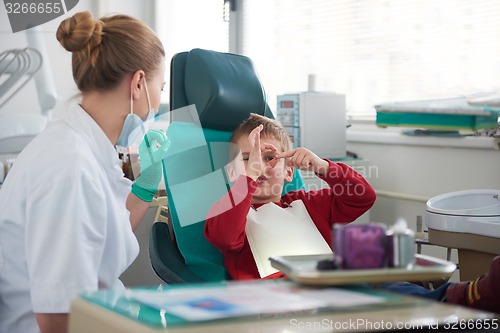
[284,165,294,183]
[226,163,238,183]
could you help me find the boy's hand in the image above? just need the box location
[246,124,264,180]
[274,147,329,175]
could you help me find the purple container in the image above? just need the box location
[334,223,387,269]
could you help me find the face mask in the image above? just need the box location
[116,76,155,147]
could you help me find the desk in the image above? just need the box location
[428,228,499,281]
[69,284,497,333]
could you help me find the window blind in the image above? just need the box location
[240,0,500,116]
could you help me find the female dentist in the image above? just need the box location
[0,11,168,333]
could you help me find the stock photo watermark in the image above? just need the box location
[288,317,499,331]
[3,0,79,33]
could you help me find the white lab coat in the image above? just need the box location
[0,104,139,333]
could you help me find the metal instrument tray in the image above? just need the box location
[270,254,456,286]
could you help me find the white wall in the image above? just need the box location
[0,0,154,119]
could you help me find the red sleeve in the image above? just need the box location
[284,159,376,225]
[204,175,257,252]
[317,159,376,223]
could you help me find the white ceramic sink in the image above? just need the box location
[426,189,500,238]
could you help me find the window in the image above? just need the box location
[238,0,500,117]
[155,0,229,104]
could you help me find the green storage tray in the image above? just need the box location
[376,111,499,130]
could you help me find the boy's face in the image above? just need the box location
[233,135,294,204]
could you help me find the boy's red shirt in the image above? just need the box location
[204,160,376,280]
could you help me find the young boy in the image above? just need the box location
[204,113,376,280]
[204,113,500,315]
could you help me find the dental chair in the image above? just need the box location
[149,48,305,284]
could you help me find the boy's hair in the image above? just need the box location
[230,113,291,154]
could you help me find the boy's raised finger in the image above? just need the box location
[248,124,263,147]
[261,143,278,152]
[274,148,297,159]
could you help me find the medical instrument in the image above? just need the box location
[277,92,347,159]
[0,48,42,108]
[386,219,416,269]
[0,27,58,155]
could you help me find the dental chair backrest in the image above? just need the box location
[154,48,305,283]
[170,48,274,129]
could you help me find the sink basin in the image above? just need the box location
[426,189,500,238]
[425,189,500,281]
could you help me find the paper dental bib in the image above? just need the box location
[246,200,332,278]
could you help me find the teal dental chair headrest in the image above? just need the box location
[183,48,274,131]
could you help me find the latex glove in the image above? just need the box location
[131,129,170,202]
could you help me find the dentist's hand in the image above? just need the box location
[131,129,170,202]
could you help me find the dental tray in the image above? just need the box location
[269,254,456,286]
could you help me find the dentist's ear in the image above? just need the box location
[130,70,145,99]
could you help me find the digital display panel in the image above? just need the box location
[280,101,294,108]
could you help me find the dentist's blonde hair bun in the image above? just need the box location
[55,10,164,93]
[56,11,103,53]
